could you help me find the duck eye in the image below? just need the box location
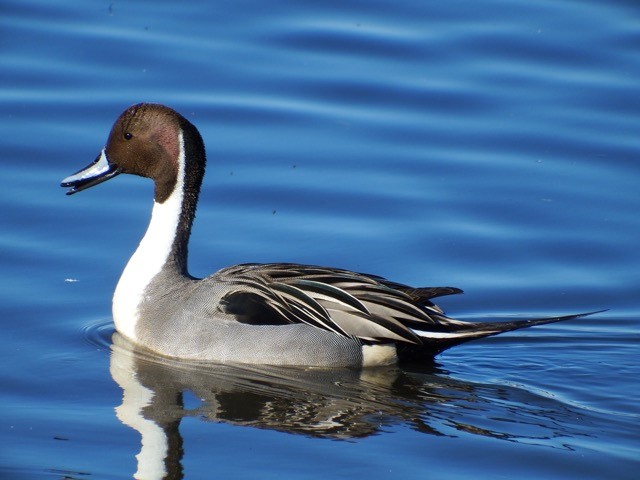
[124,132,133,140]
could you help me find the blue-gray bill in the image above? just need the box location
[61,149,121,195]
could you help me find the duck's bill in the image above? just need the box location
[61,149,121,195]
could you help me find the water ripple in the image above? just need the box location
[82,319,115,350]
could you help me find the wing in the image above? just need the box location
[217,263,460,345]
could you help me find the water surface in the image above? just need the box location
[1,0,639,478]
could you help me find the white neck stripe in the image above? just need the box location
[112,131,186,341]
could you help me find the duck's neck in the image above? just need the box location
[113,126,205,340]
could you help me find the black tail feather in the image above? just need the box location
[452,310,607,334]
[399,310,607,361]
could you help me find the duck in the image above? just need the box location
[61,103,596,368]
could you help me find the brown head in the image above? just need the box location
[61,103,206,204]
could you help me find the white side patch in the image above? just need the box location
[362,344,398,367]
[112,132,186,341]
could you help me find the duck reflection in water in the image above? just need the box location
[110,333,588,480]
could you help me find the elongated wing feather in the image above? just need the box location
[216,263,601,359]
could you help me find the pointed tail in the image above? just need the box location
[401,310,606,360]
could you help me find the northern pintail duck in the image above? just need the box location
[62,103,595,367]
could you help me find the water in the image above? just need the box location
[1,0,639,478]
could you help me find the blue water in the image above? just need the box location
[2,0,639,478]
